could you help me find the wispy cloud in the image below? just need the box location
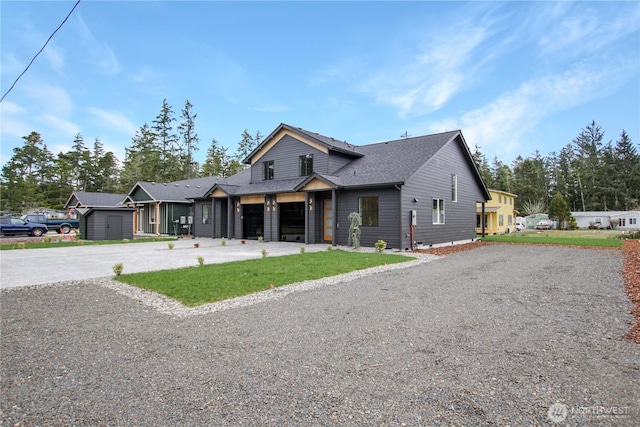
[40,113,81,137]
[24,83,73,116]
[538,5,640,57]
[75,15,120,75]
[427,62,633,159]
[86,107,138,135]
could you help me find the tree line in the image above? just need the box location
[1,98,638,218]
[0,99,262,214]
[472,120,639,218]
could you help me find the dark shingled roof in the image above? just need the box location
[66,191,127,208]
[244,123,362,164]
[330,130,460,187]
[133,176,220,202]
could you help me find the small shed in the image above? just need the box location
[77,207,135,240]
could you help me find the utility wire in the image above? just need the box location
[1,0,82,103]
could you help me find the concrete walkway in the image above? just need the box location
[0,238,330,289]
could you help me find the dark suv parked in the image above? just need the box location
[0,216,49,237]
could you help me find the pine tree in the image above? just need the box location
[236,129,257,166]
[152,99,180,182]
[548,192,571,229]
[177,100,200,180]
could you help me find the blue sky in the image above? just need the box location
[1,1,639,169]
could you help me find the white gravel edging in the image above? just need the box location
[97,252,441,318]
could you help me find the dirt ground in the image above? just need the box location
[417,239,640,345]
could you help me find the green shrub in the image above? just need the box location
[221,237,226,246]
[17,242,25,249]
[43,236,52,243]
[300,246,305,254]
[617,231,640,240]
[327,245,333,251]
[122,238,129,243]
[374,239,387,253]
[113,263,123,276]
[261,248,268,258]
[77,240,84,246]
[197,255,204,267]
[258,236,264,243]
[168,242,174,250]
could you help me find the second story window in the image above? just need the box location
[263,160,274,180]
[299,154,313,176]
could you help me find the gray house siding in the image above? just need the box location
[250,135,328,182]
[212,198,229,238]
[263,195,278,242]
[401,138,485,247]
[193,199,213,238]
[336,187,401,249]
[84,209,133,241]
[327,152,353,174]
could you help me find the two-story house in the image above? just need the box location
[476,189,518,234]
[194,123,490,250]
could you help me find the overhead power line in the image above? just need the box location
[1,0,82,103]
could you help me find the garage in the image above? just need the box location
[77,207,135,241]
[279,202,305,242]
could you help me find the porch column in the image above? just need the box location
[155,202,160,236]
[304,192,310,245]
[227,197,233,239]
[481,203,486,237]
[332,189,337,246]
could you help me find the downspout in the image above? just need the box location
[332,189,337,246]
[155,202,160,236]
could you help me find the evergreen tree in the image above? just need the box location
[152,99,180,182]
[613,130,640,210]
[119,123,161,191]
[236,129,257,166]
[548,192,571,229]
[177,100,200,180]
[471,144,493,188]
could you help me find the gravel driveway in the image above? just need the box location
[1,244,638,426]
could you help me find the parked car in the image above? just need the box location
[0,216,48,236]
[535,219,554,230]
[22,213,79,234]
[515,221,525,231]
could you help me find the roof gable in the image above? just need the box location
[65,191,126,208]
[126,176,220,203]
[245,123,362,165]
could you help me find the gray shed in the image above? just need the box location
[77,207,135,241]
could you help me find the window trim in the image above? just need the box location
[451,174,457,202]
[432,198,445,225]
[262,160,274,180]
[358,196,379,227]
[299,154,313,176]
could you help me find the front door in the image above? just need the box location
[323,199,333,241]
[106,215,122,240]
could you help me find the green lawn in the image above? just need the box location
[115,250,412,306]
[0,237,177,250]
[480,231,623,247]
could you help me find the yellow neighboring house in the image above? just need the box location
[476,189,518,234]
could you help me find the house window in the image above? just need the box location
[432,199,445,224]
[630,218,637,225]
[499,214,504,227]
[359,196,378,227]
[508,215,513,225]
[263,160,274,180]
[510,198,513,205]
[202,204,211,224]
[451,174,457,202]
[498,195,502,203]
[619,218,626,227]
[299,154,313,176]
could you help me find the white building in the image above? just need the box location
[571,211,640,230]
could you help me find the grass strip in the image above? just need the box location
[115,250,412,306]
[0,237,177,250]
[480,234,622,247]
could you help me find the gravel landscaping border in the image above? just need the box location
[1,244,638,426]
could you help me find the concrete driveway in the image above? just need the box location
[0,238,329,289]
